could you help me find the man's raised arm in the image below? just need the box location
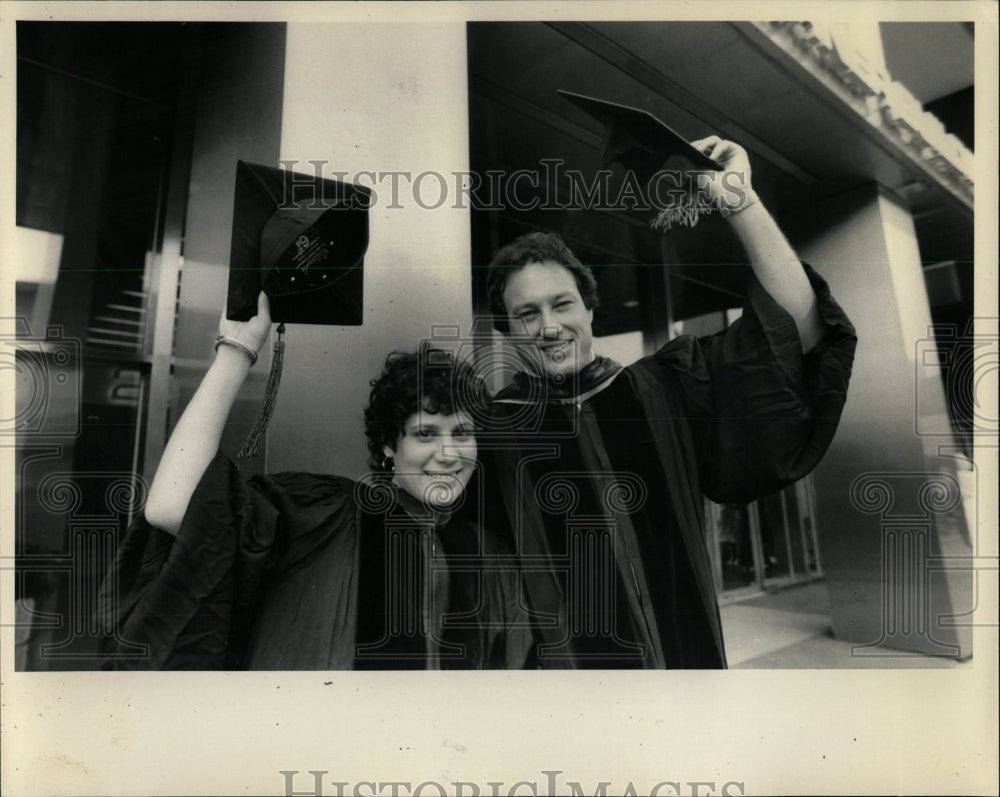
[691,135,826,352]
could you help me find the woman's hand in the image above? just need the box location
[689,135,754,212]
[219,291,273,357]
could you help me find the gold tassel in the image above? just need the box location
[650,200,713,233]
[238,323,285,459]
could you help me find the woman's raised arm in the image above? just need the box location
[143,292,272,534]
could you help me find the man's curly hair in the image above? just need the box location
[486,231,599,333]
[363,348,490,471]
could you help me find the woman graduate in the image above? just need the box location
[97,292,536,670]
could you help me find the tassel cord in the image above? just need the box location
[238,322,285,458]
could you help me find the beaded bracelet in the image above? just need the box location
[214,335,258,366]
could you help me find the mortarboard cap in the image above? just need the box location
[227,160,371,326]
[558,90,726,232]
[225,161,371,458]
[557,90,723,183]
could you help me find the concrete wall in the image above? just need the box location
[174,24,287,480]
[793,183,971,658]
[268,23,473,478]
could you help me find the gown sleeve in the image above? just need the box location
[97,453,355,669]
[645,264,857,504]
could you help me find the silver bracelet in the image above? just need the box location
[718,189,760,218]
[214,335,258,366]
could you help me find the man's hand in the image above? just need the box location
[689,135,754,212]
[687,135,824,352]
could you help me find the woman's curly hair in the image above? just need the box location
[363,347,490,472]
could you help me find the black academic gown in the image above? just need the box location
[485,265,857,669]
[97,456,537,670]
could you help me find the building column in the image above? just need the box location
[792,183,972,659]
[271,23,473,478]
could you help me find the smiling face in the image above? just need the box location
[384,409,477,508]
[501,261,595,379]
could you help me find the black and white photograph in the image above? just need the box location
[1,2,997,795]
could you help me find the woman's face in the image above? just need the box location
[385,409,477,508]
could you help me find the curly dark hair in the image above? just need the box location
[363,347,490,472]
[486,231,599,333]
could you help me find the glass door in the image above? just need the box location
[708,475,824,599]
[14,22,191,670]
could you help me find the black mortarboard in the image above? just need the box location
[558,90,722,181]
[227,160,370,326]
[558,90,724,231]
[225,161,371,457]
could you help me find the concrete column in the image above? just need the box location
[170,24,287,480]
[270,23,473,478]
[793,183,972,659]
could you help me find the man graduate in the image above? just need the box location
[484,131,857,669]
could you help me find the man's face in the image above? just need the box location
[502,261,595,379]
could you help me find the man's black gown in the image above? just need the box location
[484,266,857,669]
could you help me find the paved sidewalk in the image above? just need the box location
[720,580,971,668]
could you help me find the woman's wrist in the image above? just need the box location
[213,340,256,371]
[214,335,259,366]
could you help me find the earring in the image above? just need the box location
[382,456,395,473]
